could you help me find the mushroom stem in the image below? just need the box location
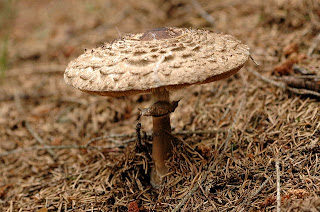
[151,88,173,187]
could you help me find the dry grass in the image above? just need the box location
[1,0,320,211]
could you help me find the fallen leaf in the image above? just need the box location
[247,153,254,160]
[274,53,306,75]
[287,189,308,199]
[128,201,139,212]
[0,184,12,198]
[283,42,298,57]
[259,195,276,208]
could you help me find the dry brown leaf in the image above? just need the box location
[287,189,308,199]
[274,53,306,75]
[283,42,299,57]
[247,153,255,160]
[128,201,139,212]
[259,195,276,208]
[0,184,12,199]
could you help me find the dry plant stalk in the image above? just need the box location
[190,0,215,26]
[13,91,57,160]
[281,76,320,92]
[248,69,320,97]
[276,156,281,212]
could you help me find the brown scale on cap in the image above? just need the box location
[140,27,183,41]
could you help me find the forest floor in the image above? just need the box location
[0,0,320,211]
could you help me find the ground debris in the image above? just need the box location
[1,0,320,211]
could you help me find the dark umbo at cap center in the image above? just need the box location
[140,27,182,41]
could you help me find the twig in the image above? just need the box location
[276,156,281,212]
[0,145,122,157]
[86,129,229,147]
[172,172,207,212]
[172,134,232,211]
[174,129,228,135]
[25,122,57,158]
[0,92,87,105]
[248,69,287,88]
[0,93,52,102]
[13,91,57,160]
[250,54,260,66]
[6,64,65,78]
[115,26,122,39]
[190,0,215,26]
[307,32,320,57]
[83,6,129,40]
[251,177,270,197]
[280,84,320,97]
[222,73,248,152]
[222,96,246,152]
[281,76,320,92]
[85,133,136,147]
[289,75,320,80]
[237,177,270,212]
[136,122,142,144]
[248,69,320,97]
[292,64,315,75]
[9,200,13,212]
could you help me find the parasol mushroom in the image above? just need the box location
[64,27,250,187]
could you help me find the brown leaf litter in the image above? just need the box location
[1,0,320,211]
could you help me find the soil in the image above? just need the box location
[1,0,320,211]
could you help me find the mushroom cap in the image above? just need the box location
[64,27,250,97]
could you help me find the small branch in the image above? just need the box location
[307,32,320,57]
[0,93,52,102]
[237,177,270,212]
[0,145,121,157]
[248,69,285,88]
[25,121,57,157]
[6,64,65,78]
[14,91,57,160]
[250,54,260,66]
[86,129,228,147]
[283,85,320,97]
[190,0,215,26]
[0,92,87,105]
[85,133,136,147]
[252,177,270,197]
[222,72,247,152]
[136,123,142,144]
[292,64,315,76]
[172,173,206,212]
[281,76,320,92]
[174,129,228,136]
[276,157,281,212]
[248,69,320,97]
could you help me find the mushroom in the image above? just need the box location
[64,27,250,187]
